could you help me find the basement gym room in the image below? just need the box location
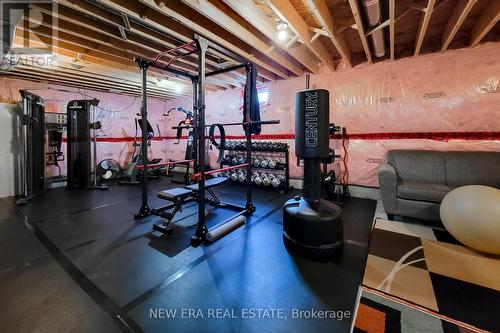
[0,0,499,332]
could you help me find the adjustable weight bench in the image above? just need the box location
[152,177,230,234]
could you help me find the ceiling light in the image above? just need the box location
[277,21,289,41]
[278,30,288,41]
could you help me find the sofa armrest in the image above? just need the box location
[378,163,398,214]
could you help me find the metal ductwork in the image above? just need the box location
[1,2,31,55]
[361,0,386,58]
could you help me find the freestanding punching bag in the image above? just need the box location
[283,89,343,257]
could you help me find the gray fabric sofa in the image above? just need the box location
[378,150,500,222]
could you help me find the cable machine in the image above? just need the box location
[66,99,108,190]
[17,90,46,205]
[134,34,279,246]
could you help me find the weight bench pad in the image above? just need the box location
[185,177,228,191]
[157,187,193,202]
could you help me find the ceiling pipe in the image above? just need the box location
[361,0,386,58]
[1,2,32,55]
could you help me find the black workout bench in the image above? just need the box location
[152,177,244,234]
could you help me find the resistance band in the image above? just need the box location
[208,123,226,163]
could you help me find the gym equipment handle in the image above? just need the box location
[136,159,194,171]
[191,163,249,181]
[172,119,280,130]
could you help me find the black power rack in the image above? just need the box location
[217,140,292,194]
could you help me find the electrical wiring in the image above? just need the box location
[78,89,138,113]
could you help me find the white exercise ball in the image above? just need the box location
[440,185,500,255]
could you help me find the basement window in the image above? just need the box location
[258,91,269,104]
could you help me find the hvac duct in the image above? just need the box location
[1,3,31,55]
[361,0,386,58]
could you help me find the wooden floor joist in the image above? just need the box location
[470,0,500,47]
[263,0,337,72]
[347,0,372,64]
[389,0,395,60]
[304,0,352,68]
[146,0,288,79]
[222,0,320,74]
[414,0,436,56]
[181,0,305,77]
[56,0,257,84]
[441,0,476,52]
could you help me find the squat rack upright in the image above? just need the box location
[134,34,276,245]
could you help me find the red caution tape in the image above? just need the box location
[67,132,500,143]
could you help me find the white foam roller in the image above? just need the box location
[440,185,500,255]
[206,215,246,242]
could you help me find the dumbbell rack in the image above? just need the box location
[219,141,292,194]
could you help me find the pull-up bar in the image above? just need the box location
[152,41,196,64]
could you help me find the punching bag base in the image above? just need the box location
[283,197,343,258]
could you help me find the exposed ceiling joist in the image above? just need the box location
[13,29,218,97]
[414,0,436,56]
[135,0,288,79]
[389,0,395,60]
[347,0,372,64]
[470,0,500,47]
[52,1,246,87]
[304,0,351,68]
[41,10,240,89]
[4,69,178,100]
[58,0,261,84]
[222,0,320,74]
[441,0,476,52]
[263,0,336,71]
[15,66,185,99]
[180,0,305,77]
[22,20,230,92]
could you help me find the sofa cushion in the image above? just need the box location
[387,150,446,184]
[445,152,500,188]
[397,181,451,203]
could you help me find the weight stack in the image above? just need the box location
[67,100,92,189]
[283,89,343,257]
